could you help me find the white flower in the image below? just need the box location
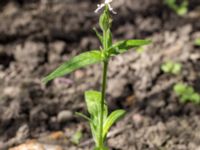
[95,0,117,14]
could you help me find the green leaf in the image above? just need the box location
[172,63,182,75]
[165,0,188,16]
[85,90,102,116]
[165,0,176,7]
[71,131,82,145]
[180,94,190,103]
[161,61,182,75]
[190,93,200,104]
[90,121,99,145]
[174,83,200,104]
[178,0,188,15]
[107,39,151,55]
[185,87,194,95]
[195,38,200,46]
[85,90,109,145]
[42,50,103,83]
[173,83,187,96]
[161,61,174,73]
[99,6,110,31]
[103,109,125,140]
[93,28,103,44]
[177,6,187,16]
[85,90,108,119]
[106,29,112,48]
[75,112,91,122]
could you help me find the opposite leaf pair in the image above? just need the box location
[42,39,150,84]
[42,6,150,84]
[78,90,125,149]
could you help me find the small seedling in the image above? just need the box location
[161,61,182,75]
[194,38,200,46]
[71,131,83,145]
[165,0,188,16]
[173,83,200,104]
[43,1,151,149]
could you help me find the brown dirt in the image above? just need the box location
[0,0,200,150]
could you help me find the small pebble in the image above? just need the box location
[57,110,73,123]
[132,113,143,125]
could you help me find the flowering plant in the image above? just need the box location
[43,1,151,149]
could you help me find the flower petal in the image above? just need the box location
[108,4,117,14]
[94,4,105,13]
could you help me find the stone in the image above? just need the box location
[48,41,66,63]
[107,78,128,98]
[14,41,46,69]
[9,140,63,150]
[57,110,73,123]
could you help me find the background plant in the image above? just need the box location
[165,0,189,16]
[194,38,200,46]
[161,61,182,75]
[43,3,151,150]
[174,83,200,104]
[161,60,200,104]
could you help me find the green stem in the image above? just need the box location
[99,60,108,148]
[98,27,109,148]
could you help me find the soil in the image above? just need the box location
[0,0,200,150]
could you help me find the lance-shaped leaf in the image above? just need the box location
[103,109,125,140]
[107,39,151,55]
[99,5,110,31]
[85,90,101,117]
[75,112,91,122]
[43,50,103,83]
[93,28,103,44]
[104,29,112,48]
[85,90,108,119]
[85,90,108,145]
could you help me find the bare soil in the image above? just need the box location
[0,0,200,149]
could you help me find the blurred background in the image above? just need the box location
[0,0,200,149]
